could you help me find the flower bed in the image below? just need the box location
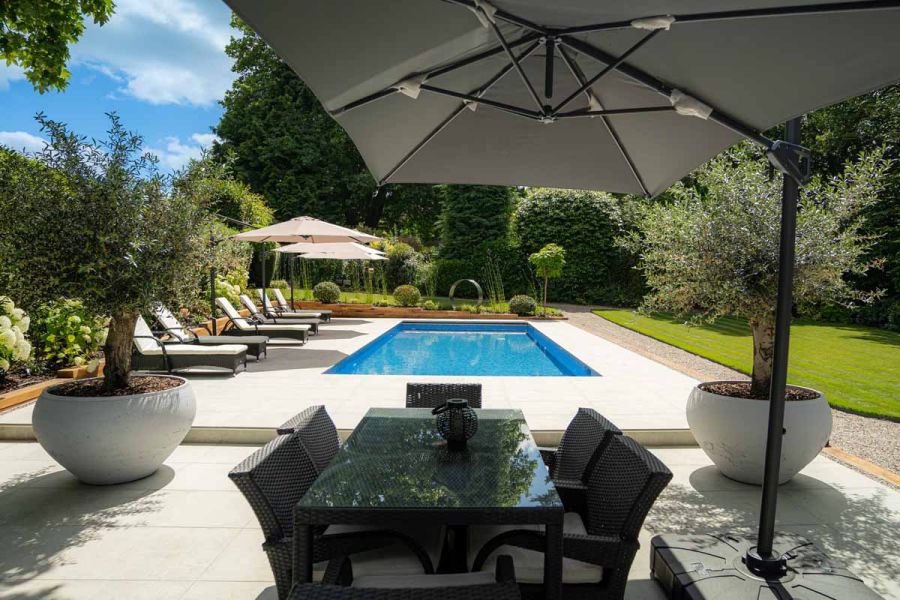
[289,301,564,320]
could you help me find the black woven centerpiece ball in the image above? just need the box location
[432,398,478,450]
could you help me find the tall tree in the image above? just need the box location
[1,0,114,92]
[621,145,888,397]
[440,185,513,259]
[214,16,380,226]
[805,85,900,299]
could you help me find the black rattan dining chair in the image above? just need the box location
[471,435,672,600]
[229,430,434,599]
[275,405,342,474]
[540,408,622,484]
[405,383,482,409]
[288,555,521,600]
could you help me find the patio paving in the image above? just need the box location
[0,442,896,599]
[0,318,698,434]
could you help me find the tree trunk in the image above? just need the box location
[103,311,138,392]
[749,318,776,398]
[543,276,549,312]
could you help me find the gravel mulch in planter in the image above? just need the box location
[51,375,183,397]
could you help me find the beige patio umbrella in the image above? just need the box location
[231,216,381,244]
[231,216,383,309]
[275,242,386,305]
[274,242,387,260]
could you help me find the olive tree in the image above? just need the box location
[0,114,208,391]
[529,243,566,310]
[621,144,888,397]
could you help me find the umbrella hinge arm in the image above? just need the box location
[767,140,812,184]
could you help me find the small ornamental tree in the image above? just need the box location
[621,144,888,397]
[0,114,208,392]
[529,243,566,310]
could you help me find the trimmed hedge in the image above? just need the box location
[393,285,421,307]
[313,281,341,303]
[513,188,643,305]
[509,295,537,316]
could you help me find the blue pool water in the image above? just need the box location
[327,322,598,377]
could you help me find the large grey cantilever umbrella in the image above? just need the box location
[224,0,900,596]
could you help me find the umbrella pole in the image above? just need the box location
[210,266,217,336]
[747,116,802,576]
[259,242,267,312]
[290,256,295,308]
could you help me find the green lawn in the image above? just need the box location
[593,309,900,420]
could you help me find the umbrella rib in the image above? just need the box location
[330,32,540,118]
[558,45,649,196]
[556,106,674,117]
[379,41,542,185]
[419,84,541,119]
[559,35,774,148]
[557,0,900,35]
[551,30,660,116]
[484,18,546,114]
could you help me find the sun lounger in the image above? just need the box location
[239,294,320,335]
[152,304,268,359]
[132,316,248,375]
[216,297,309,343]
[271,288,332,321]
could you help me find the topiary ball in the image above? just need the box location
[508,295,537,316]
[393,285,421,307]
[313,281,341,304]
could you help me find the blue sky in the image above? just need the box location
[0,0,236,172]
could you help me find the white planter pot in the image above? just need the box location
[686,381,831,485]
[33,376,196,485]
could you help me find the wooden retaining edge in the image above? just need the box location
[0,379,66,413]
[288,301,565,321]
[823,446,900,487]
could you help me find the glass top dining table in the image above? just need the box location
[292,408,564,598]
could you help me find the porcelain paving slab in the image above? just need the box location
[0,443,896,599]
[0,318,698,433]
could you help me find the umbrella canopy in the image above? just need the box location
[225,0,900,196]
[274,241,387,260]
[231,216,381,244]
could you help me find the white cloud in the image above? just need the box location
[0,64,26,91]
[69,0,235,106]
[191,133,219,146]
[0,131,48,153]
[147,132,219,171]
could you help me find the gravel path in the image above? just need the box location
[557,304,900,481]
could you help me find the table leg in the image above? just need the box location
[292,524,313,585]
[544,522,563,600]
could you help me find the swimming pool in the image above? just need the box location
[327,321,598,377]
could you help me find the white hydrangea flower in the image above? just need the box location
[87,358,100,373]
[0,358,9,371]
[0,329,15,348]
[80,325,91,334]
[73,356,85,366]
[14,339,31,361]
[0,298,13,316]
[11,308,24,321]
[0,316,11,329]
[14,327,25,345]
[18,316,30,332]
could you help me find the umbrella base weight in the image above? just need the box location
[649,533,883,599]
